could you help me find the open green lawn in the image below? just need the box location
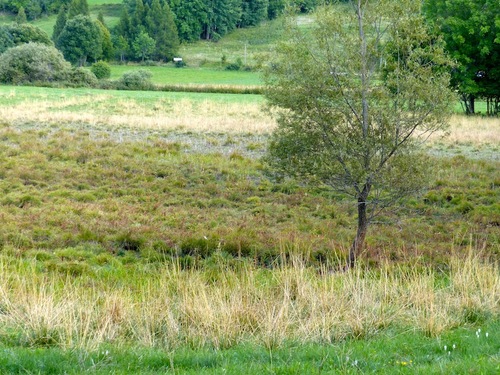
[110,64,263,86]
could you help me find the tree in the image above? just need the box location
[0,27,15,54]
[423,0,500,115]
[16,7,27,24]
[56,15,102,66]
[52,5,68,43]
[0,42,70,84]
[67,0,89,18]
[114,35,129,62]
[132,30,155,61]
[264,1,455,268]
[91,60,111,79]
[240,0,269,27]
[168,0,207,42]
[146,0,179,60]
[203,0,242,40]
[268,0,285,20]
[96,19,114,61]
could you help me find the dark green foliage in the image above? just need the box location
[52,5,68,43]
[56,15,102,66]
[267,0,285,19]
[423,0,500,115]
[169,0,207,42]
[202,0,242,41]
[119,0,180,62]
[91,61,111,79]
[225,58,243,71]
[0,43,70,84]
[5,23,52,46]
[67,0,89,19]
[240,0,269,27]
[96,20,114,61]
[0,27,14,54]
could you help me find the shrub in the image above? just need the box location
[117,69,154,90]
[61,67,98,87]
[90,61,111,79]
[0,42,70,84]
[225,57,243,71]
[175,60,186,68]
[5,23,52,46]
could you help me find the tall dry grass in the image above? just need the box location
[429,115,500,145]
[0,251,498,350]
[0,94,274,134]
[1,92,498,143]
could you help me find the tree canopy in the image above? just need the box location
[56,15,102,66]
[265,0,455,267]
[423,0,500,115]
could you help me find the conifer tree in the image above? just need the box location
[52,5,67,43]
[96,20,114,61]
[68,0,89,18]
[16,7,27,24]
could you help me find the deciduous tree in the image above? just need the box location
[265,0,455,268]
[423,0,500,115]
[56,15,102,66]
[132,30,155,61]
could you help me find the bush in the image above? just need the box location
[90,61,111,80]
[225,57,243,71]
[118,69,154,90]
[175,60,186,68]
[0,42,70,84]
[61,67,98,87]
[5,24,52,46]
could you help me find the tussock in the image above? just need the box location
[0,253,498,350]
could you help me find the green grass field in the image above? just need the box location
[109,65,263,86]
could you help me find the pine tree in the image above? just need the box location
[52,6,67,43]
[68,0,90,19]
[146,0,179,61]
[16,7,27,24]
[169,0,207,42]
[96,20,114,61]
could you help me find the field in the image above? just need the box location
[0,83,499,373]
[0,3,499,373]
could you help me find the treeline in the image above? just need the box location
[2,0,337,63]
[1,0,330,38]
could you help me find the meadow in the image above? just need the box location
[0,3,499,372]
[0,83,499,373]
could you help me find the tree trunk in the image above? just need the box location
[348,189,370,269]
[461,94,475,115]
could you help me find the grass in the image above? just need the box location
[0,249,498,373]
[0,89,498,375]
[109,65,263,86]
[178,17,286,68]
[0,86,269,133]
[0,102,498,263]
[0,317,498,374]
